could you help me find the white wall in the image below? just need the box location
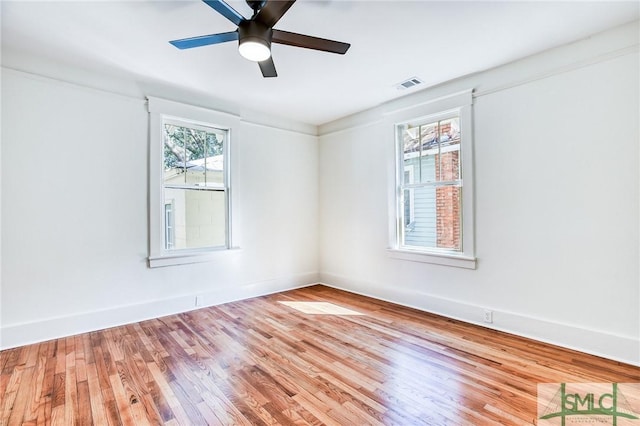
[319,22,640,365]
[0,68,319,349]
[2,21,638,367]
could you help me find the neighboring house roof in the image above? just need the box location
[164,155,224,183]
[184,155,224,172]
[403,121,460,155]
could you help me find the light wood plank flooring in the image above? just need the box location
[1,285,639,425]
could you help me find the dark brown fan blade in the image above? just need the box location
[258,57,277,77]
[272,29,350,54]
[255,1,296,28]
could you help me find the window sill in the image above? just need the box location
[148,247,241,268]
[387,248,476,269]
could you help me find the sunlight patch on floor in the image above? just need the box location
[278,301,364,316]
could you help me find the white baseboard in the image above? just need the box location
[6,271,637,367]
[319,273,640,367]
[0,272,319,350]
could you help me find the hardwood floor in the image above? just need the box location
[1,285,639,425]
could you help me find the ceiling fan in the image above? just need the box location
[169,0,351,78]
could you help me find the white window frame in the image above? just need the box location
[147,97,241,268]
[385,90,476,269]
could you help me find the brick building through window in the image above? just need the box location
[398,116,462,252]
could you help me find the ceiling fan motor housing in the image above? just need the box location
[246,0,267,13]
[238,20,272,49]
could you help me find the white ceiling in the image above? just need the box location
[2,1,638,126]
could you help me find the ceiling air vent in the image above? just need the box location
[396,77,423,90]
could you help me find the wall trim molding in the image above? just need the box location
[473,44,638,99]
[0,272,319,350]
[241,119,318,137]
[319,273,640,367]
[318,20,639,136]
[1,66,317,136]
[316,118,384,138]
[2,66,147,105]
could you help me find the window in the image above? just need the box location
[398,115,461,251]
[148,97,240,268]
[387,90,475,269]
[162,119,228,250]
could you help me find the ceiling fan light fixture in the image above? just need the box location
[238,20,272,62]
[239,39,271,62]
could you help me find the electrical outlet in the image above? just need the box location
[484,309,493,323]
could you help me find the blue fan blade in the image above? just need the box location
[170,31,238,50]
[203,0,244,26]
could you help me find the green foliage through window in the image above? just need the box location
[163,124,224,171]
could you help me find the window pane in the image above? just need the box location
[420,122,439,150]
[164,125,226,188]
[438,148,461,181]
[164,124,186,184]
[402,125,420,184]
[403,188,413,228]
[419,123,438,183]
[419,148,437,184]
[184,128,206,185]
[436,118,461,182]
[206,132,224,186]
[402,184,461,251]
[183,130,225,187]
[435,185,461,251]
[163,188,226,249]
[438,118,459,144]
[404,186,437,248]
